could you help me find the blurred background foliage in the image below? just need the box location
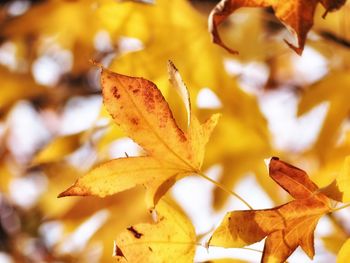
[0,0,349,262]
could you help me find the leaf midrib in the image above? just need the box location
[113,75,196,172]
[269,214,321,259]
[275,173,328,204]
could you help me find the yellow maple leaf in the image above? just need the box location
[298,71,350,160]
[114,199,195,262]
[209,0,347,55]
[59,62,220,208]
[209,157,331,263]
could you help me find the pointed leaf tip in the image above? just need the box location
[269,157,319,199]
[167,60,191,127]
[57,184,89,198]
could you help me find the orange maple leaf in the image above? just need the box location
[58,62,220,209]
[209,0,347,55]
[209,157,332,263]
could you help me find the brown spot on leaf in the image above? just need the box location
[130,117,139,125]
[114,244,126,258]
[127,226,143,239]
[177,129,187,142]
[143,87,156,112]
[159,114,168,128]
[112,86,121,99]
[148,246,153,252]
[132,89,140,93]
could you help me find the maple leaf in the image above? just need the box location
[209,0,347,55]
[58,62,220,208]
[209,157,331,263]
[298,71,350,160]
[113,199,196,262]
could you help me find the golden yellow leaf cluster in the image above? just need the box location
[0,0,350,262]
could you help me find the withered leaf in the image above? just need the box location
[209,0,347,55]
[209,157,331,263]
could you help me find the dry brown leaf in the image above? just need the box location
[209,157,331,263]
[209,0,347,54]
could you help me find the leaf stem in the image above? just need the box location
[239,247,263,253]
[205,245,263,254]
[120,240,263,253]
[197,172,253,210]
[331,202,350,213]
